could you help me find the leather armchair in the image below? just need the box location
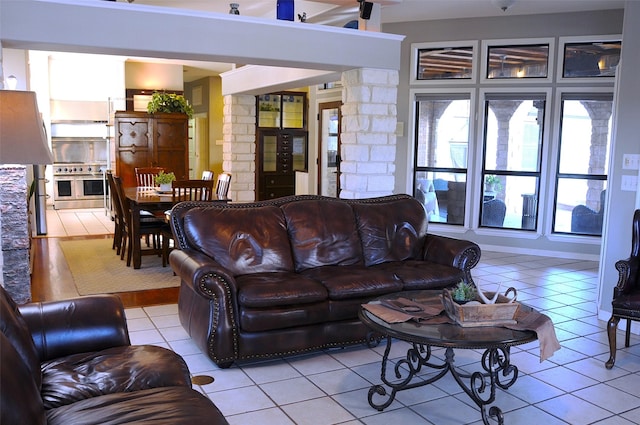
[605,209,640,369]
[0,286,228,424]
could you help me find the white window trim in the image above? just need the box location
[556,34,622,84]
[545,86,614,241]
[409,40,478,86]
[480,37,555,85]
[407,87,476,227]
[473,87,553,236]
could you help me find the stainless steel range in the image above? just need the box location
[51,121,109,209]
[52,161,108,209]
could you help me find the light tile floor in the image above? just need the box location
[45,207,113,237]
[124,251,640,425]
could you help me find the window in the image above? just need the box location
[481,38,554,83]
[558,36,621,80]
[553,93,612,235]
[481,93,546,230]
[414,93,471,224]
[410,41,478,85]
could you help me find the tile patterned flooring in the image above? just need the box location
[125,252,640,425]
[49,208,640,424]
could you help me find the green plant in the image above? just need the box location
[154,171,176,185]
[484,174,502,191]
[450,281,477,303]
[147,92,194,118]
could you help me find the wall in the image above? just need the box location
[597,1,640,320]
[384,9,625,259]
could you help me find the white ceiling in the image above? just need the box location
[115,0,626,81]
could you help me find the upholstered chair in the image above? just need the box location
[605,209,640,369]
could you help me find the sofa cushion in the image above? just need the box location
[0,285,42,390]
[0,332,46,425]
[351,197,428,267]
[41,345,192,409]
[183,205,294,275]
[46,386,228,425]
[282,199,363,272]
[236,272,328,308]
[239,302,330,332]
[372,260,464,290]
[301,265,403,300]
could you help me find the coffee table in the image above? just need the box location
[359,290,538,425]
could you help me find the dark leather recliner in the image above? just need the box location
[605,209,640,369]
[0,286,228,425]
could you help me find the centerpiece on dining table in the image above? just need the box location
[442,280,520,327]
[154,171,176,192]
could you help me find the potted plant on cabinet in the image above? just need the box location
[147,92,194,118]
[155,171,176,192]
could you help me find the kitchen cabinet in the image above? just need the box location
[114,111,188,187]
[256,92,308,200]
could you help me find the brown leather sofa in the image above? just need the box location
[169,194,481,368]
[0,286,228,425]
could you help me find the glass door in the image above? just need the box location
[318,101,341,197]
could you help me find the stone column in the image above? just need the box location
[340,68,398,199]
[222,94,256,202]
[0,166,31,304]
[582,100,613,209]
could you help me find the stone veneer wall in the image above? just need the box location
[339,68,398,199]
[0,166,31,304]
[222,94,256,202]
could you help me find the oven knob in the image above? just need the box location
[64,167,69,173]
[78,167,83,172]
[87,166,92,172]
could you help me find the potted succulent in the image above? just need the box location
[154,171,176,192]
[450,280,477,304]
[147,92,194,118]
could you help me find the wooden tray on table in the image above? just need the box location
[442,288,520,327]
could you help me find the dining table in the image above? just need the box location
[124,186,228,269]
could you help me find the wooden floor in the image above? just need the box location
[31,226,179,308]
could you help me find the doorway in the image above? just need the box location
[318,101,342,197]
[189,113,209,179]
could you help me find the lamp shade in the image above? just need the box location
[0,90,53,165]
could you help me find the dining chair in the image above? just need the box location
[215,172,232,200]
[135,167,165,188]
[113,174,168,267]
[606,209,640,369]
[171,179,215,202]
[161,179,215,266]
[201,170,214,181]
[106,171,124,255]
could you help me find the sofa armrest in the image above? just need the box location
[18,295,130,361]
[169,249,240,366]
[423,234,481,282]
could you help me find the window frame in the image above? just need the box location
[546,87,614,241]
[556,35,622,83]
[473,87,552,236]
[480,38,555,84]
[409,88,476,230]
[410,40,479,86]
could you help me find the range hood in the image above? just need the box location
[50,100,109,123]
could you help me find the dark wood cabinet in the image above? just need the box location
[114,111,188,187]
[256,92,308,200]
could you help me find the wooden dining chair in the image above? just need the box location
[106,171,125,255]
[215,172,232,200]
[171,179,215,202]
[161,179,215,266]
[201,170,214,181]
[113,175,168,267]
[135,167,165,188]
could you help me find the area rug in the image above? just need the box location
[59,239,180,295]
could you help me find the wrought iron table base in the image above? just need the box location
[368,336,518,425]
